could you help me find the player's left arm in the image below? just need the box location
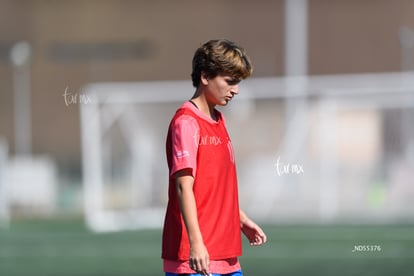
[239,209,267,246]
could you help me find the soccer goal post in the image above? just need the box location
[0,138,10,228]
[80,72,414,232]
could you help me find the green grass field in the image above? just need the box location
[1,218,413,276]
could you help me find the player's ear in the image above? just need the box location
[200,72,209,86]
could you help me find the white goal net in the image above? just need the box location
[80,72,414,232]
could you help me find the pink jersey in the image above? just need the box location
[162,102,242,273]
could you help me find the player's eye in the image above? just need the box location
[226,79,240,85]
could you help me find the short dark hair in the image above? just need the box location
[191,39,253,87]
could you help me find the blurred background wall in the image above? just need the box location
[0,0,414,221]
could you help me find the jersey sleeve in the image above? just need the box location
[170,114,199,177]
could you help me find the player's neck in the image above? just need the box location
[191,91,217,121]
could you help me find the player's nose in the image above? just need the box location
[230,84,239,95]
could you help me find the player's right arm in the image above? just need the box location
[175,168,210,275]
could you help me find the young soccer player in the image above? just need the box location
[162,39,267,276]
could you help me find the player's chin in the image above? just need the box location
[220,99,231,106]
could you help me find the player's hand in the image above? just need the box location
[241,218,267,246]
[189,241,210,275]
